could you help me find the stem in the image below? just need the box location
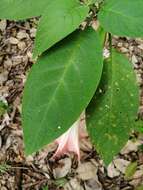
[108,33,112,60]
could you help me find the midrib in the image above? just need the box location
[40,39,82,128]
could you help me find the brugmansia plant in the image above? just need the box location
[0,0,143,165]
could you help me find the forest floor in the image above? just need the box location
[0,19,143,190]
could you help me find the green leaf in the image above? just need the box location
[97,27,106,46]
[86,50,139,165]
[125,161,137,180]
[85,0,97,5]
[0,101,8,117]
[135,185,143,190]
[134,120,143,133]
[22,28,103,155]
[42,186,48,190]
[138,144,143,152]
[0,163,10,174]
[55,178,67,187]
[0,0,48,20]
[0,0,89,57]
[33,0,89,57]
[98,0,143,37]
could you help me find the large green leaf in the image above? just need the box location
[33,0,89,57]
[98,0,143,37]
[22,28,103,155]
[0,0,89,57]
[0,0,48,20]
[86,50,139,165]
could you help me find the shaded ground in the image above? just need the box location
[0,19,143,190]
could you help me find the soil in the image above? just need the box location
[0,19,143,190]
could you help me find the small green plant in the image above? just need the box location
[0,100,8,117]
[0,163,10,174]
[42,186,48,190]
[125,161,138,180]
[55,177,67,187]
[135,185,143,190]
[0,0,143,165]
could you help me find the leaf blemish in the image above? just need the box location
[105,104,110,109]
[99,88,103,93]
[126,74,129,78]
[58,126,61,129]
[105,133,112,140]
[115,82,119,86]
[99,107,103,111]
